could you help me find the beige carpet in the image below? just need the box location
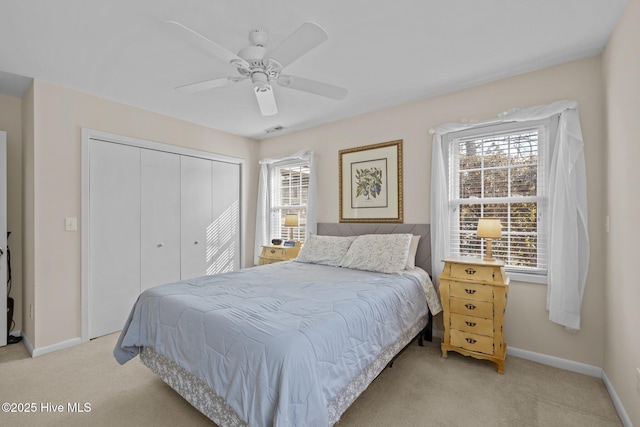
[0,334,622,426]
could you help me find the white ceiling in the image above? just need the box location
[0,0,626,140]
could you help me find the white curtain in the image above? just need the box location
[254,150,317,265]
[431,100,589,329]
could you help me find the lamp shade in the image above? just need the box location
[284,213,299,227]
[477,218,502,238]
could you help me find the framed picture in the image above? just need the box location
[339,140,403,223]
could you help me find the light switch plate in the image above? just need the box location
[65,217,77,231]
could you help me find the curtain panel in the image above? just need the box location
[430,100,589,329]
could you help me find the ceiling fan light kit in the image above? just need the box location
[165,21,348,116]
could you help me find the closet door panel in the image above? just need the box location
[211,161,241,273]
[181,156,213,279]
[141,149,181,291]
[89,141,141,339]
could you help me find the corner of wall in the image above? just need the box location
[21,81,36,346]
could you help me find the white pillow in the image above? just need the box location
[295,235,356,266]
[340,233,412,274]
[405,235,421,270]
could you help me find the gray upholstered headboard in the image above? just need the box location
[316,223,432,275]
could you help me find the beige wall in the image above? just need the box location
[603,0,640,425]
[0,93,24,336]
[259,56,608,367]
[25,80,259,349]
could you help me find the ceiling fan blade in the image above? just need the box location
[267,22,328,68]
[278,75,348,100]
[254,86,278,116]
[162,21,249,69]
[175,77,230,94]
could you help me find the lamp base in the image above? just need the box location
[483,238,495,262]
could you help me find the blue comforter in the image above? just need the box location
[114,261,429,427]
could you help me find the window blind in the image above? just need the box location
[448,124,548,275]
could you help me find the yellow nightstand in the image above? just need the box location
[258,244,301,266]
[439,257,510,373]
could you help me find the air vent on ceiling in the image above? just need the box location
[265,125,284,134]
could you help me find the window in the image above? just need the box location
[446,119,555,278]
[270,161,309,243]
[432,101,588,326]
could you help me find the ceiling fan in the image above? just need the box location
[163,21,348,116]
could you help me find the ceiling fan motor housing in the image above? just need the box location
[237,41,283,90]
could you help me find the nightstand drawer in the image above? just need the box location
[450,297,493,319]
[450,263,494,283]
[258,244,300,266]
[449,282,493,302]
[261,247,287,259]
[451,313,494,336]
[450,329,494,355]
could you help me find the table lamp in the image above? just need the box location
[477,218,502,261]
[284,213,299,241]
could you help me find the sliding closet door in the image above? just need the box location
[83,129,243,341]
[180,156,213,279]
[140,149,181,291]
[210,161,241,273]
[88,141,141,339]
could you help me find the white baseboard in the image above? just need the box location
[32,337,82,357]
[508,346,631,426]
[602,370,633,427]
[507,346,602,377]
[17,332,82,358]
[20,332,34,355]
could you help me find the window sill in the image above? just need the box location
[506,271,547,284]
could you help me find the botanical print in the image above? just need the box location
[339,139,403,223]
[351,158,387,208]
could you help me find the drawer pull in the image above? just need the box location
[464,289,476,295]
[465,321,477,327]
[465,304,476,310]
[270,249,276,254]
[465,338,477,344]
[465,268,476,275]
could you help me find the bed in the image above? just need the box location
[114,224,441,427]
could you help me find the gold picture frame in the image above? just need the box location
[339,140,403,223]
